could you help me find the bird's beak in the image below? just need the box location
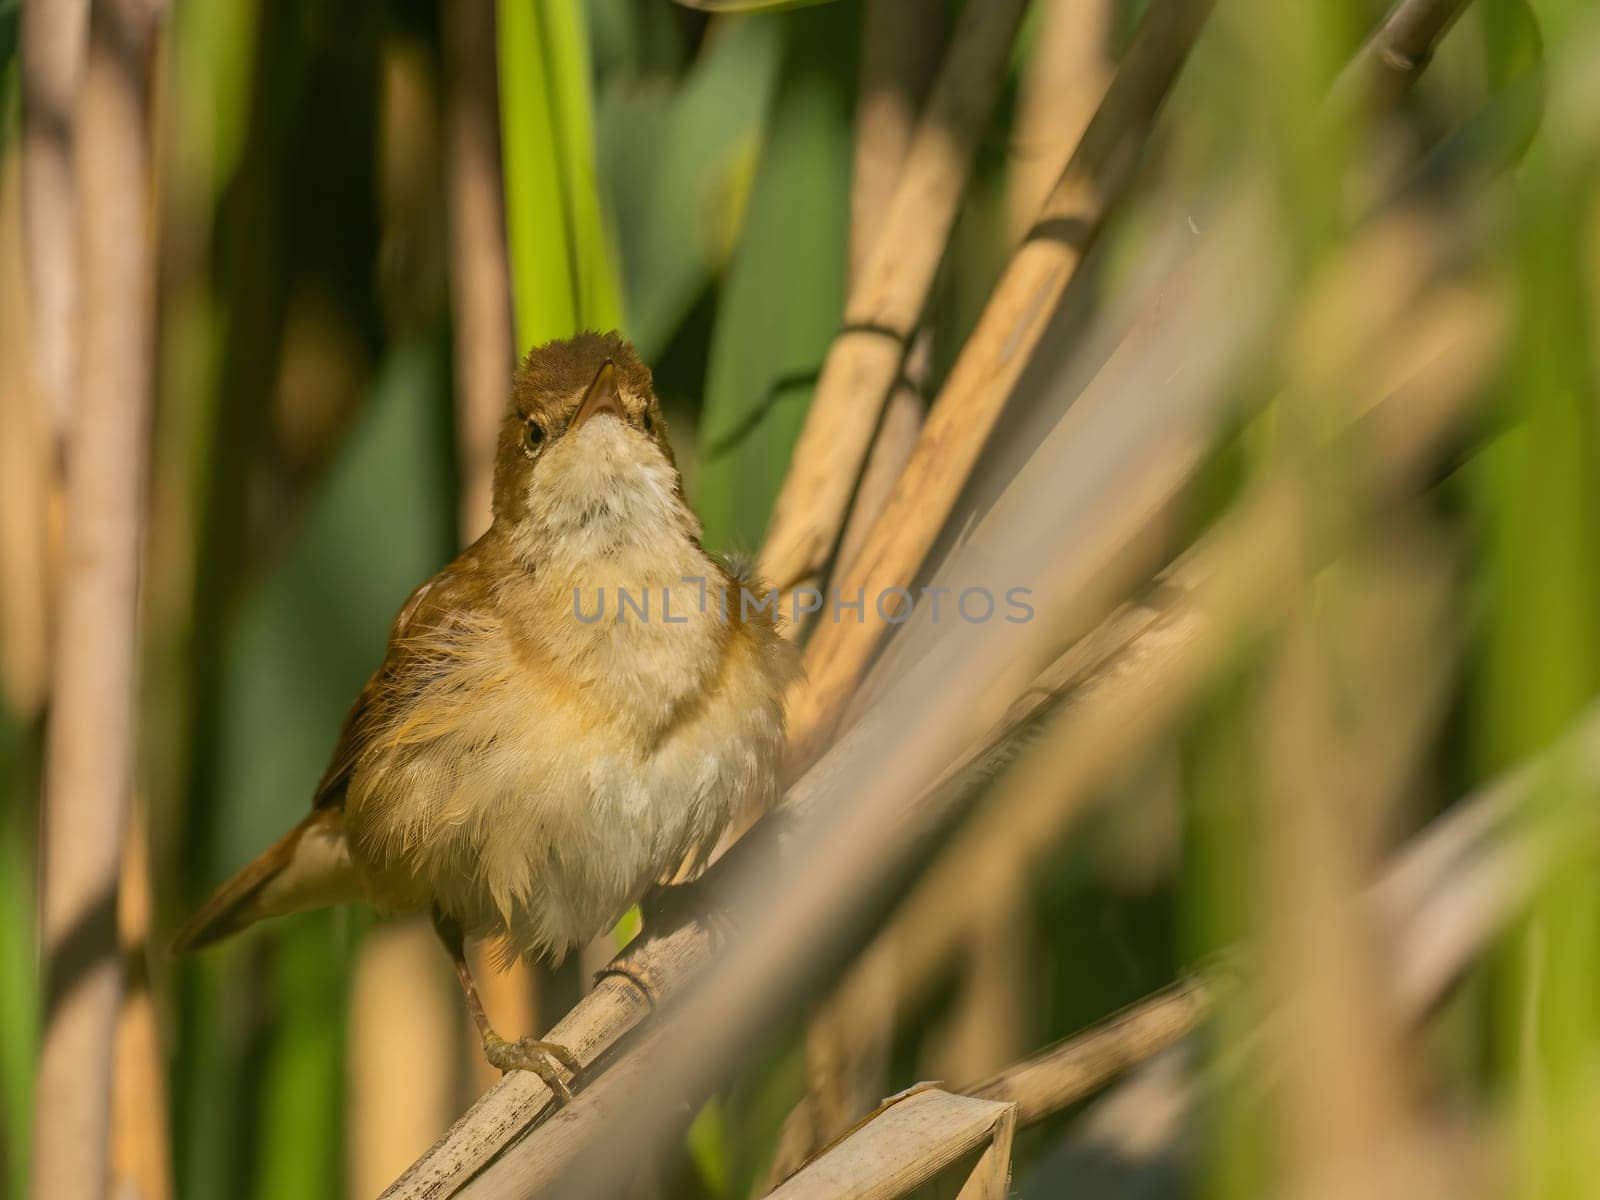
[570,359,624,431]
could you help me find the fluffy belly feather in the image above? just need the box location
[341,590,786,962]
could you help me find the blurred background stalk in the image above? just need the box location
[444,0,515,543]
[31,2,164,1200]
[1474,7,1600,1195]
[18,0,86,457]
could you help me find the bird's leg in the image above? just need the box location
[429,908,582,1102]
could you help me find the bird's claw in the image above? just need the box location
[483,1033,582,1103]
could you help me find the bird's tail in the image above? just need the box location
[170,808,360,954]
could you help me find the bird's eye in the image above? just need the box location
[523,418,546,455]
[641,410,655,436]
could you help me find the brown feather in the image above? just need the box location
[170,808,357,953]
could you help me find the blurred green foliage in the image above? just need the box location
[695,7,853,554]
[596,15,781,360]
[501,0,626,348]
[1473,6,1600,1196]
[0,716,37,1200]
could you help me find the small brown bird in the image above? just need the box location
[174,331,797,1098]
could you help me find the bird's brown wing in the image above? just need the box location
[312,546,490,810]
[172,546,497,953]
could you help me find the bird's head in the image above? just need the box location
[493,331,698,564]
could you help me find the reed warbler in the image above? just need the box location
[173,331,797,1100]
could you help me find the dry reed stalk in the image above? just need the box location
[814,975,1215,1183]
[848,0,942,285]
[786,0,1473,773]
[841,257,1502,1040]
[1007,0,1114,241]
[801,968,893,1152]
[1243,233,1472,1198]
[111,813,171,1200]
[754,601,1189,1196]
[382,940,657,1199]
[796,990,893,1183]
[444,0,515,542]
[800,0,941,1147]
[763,1088,1016,1200]
[834,1,941,581]
[1253,560,1455,1200]
[756,0,1030,596]
[784,0,1215,770]
[765,973,1215,1193]
[31,1,163,1197]
[830,0,941,584]
[19,0,88,451]
[817,241,1488,1148]
[349,921,463,1200]
[758,540,1219,1190]
[754,1108,819,1200]
[0,156,59,718]
[919,883,1030,1087]
[969,974,1216,1125]
[832,376,924,585]
[775,605,1211,1190]
[1335,0,1473,107]
[889,578,1211,1024]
